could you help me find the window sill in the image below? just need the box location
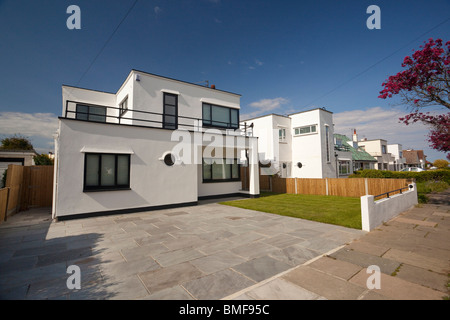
[83,187,131,193]
[202,179,240,183]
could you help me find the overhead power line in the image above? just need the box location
[299,17,450,110]
[75,0,139,86]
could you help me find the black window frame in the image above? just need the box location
[83,153,131,192]
[76,104,107,123]
[119,96,128,117]
[202,158,241,183]
[163,93,178,130]
[202,103,239,129]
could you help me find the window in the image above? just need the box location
[119,96,128,116]
[381,145,387,154]
[202,103,239,129]
[325,125,330,162]
[84,153,130,191]
[294,125,317,136]
[339,161,351,175]
[202,158,240,182]
[76,104,106,122]
[279,128,286,143]
[163,93,178,129]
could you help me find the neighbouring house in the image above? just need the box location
[387,143,406,171]
[334,132,377,176]
[357,137,395,171]
[403,149,427,169]
[241,108,336,178]
[53,70,260,220]
[0,149,37,187]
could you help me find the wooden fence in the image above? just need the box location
[240,168,410,198]
[0,164,53,224]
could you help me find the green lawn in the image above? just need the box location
[220,193,362,229]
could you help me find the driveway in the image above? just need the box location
[0,198,364,300]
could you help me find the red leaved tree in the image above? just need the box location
[379,38,450,160]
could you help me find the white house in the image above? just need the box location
[241,108,336,178]
[53,70,259,220]
[387,144,406,171]
[357,138,395,171]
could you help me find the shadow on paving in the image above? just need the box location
[0,209,119,300]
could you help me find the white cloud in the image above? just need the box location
[241,97,289,120]
[154,6,162,15]
[255,59,263,66]
[0,112,58,152]
[333,106,447,161]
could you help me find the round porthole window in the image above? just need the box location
[163,153,175,166]
[297,162,303,168]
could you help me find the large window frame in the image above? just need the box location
[294,124,317,136]
[76,104,107,123]
[202,158,240,183]
[202,103,239,129]
[83,153,131,192]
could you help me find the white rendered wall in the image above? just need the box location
[132,71,240,129]
[360,183,418,231]
[55,119,198,218]
[290,109,335,178]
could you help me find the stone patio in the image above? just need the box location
[0,199,364,300]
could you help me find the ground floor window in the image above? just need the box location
[84,153,130,191]
[202,158,240,182]
[338,160,351,175]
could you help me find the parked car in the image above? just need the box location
[400,167,425,172]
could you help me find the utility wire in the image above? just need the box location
[75,0,139,86]
[298,17,450,110]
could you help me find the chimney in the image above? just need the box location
[352,129,358,142]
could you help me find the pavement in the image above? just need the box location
[0,191,448,300]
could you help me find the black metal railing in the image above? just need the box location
[334,144,351,152]
[374,185,413,200]
[62,100,253,136]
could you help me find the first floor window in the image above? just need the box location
[203,158,240,182]
[84,153,130,191]
[279,128,286,142]
[203,103,239,129]
[294,125,317,136]
[76,104,107,122]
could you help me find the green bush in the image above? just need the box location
[349,169,450,184]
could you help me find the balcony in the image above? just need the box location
[62,100,253,136]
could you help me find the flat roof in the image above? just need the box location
[63,69,241,97]
[240,107,333,122]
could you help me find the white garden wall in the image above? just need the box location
[360,183,418,231]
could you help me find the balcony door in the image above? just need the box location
[163,93,178,129]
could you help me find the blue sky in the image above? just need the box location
[0,0,449,161]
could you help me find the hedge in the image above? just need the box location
[349,169,450,184]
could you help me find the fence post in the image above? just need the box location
[365,178,369,195]
[325,178,329,196]
[295,178,298,194]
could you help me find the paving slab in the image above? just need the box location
[307,256,362,280]
[329,248,401,275]
[282,266,366,300]
[138,262,204,295]
[234,278,323,300]
[349,268,445,300]
[231,256,292,282]
[182,268,256,300]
